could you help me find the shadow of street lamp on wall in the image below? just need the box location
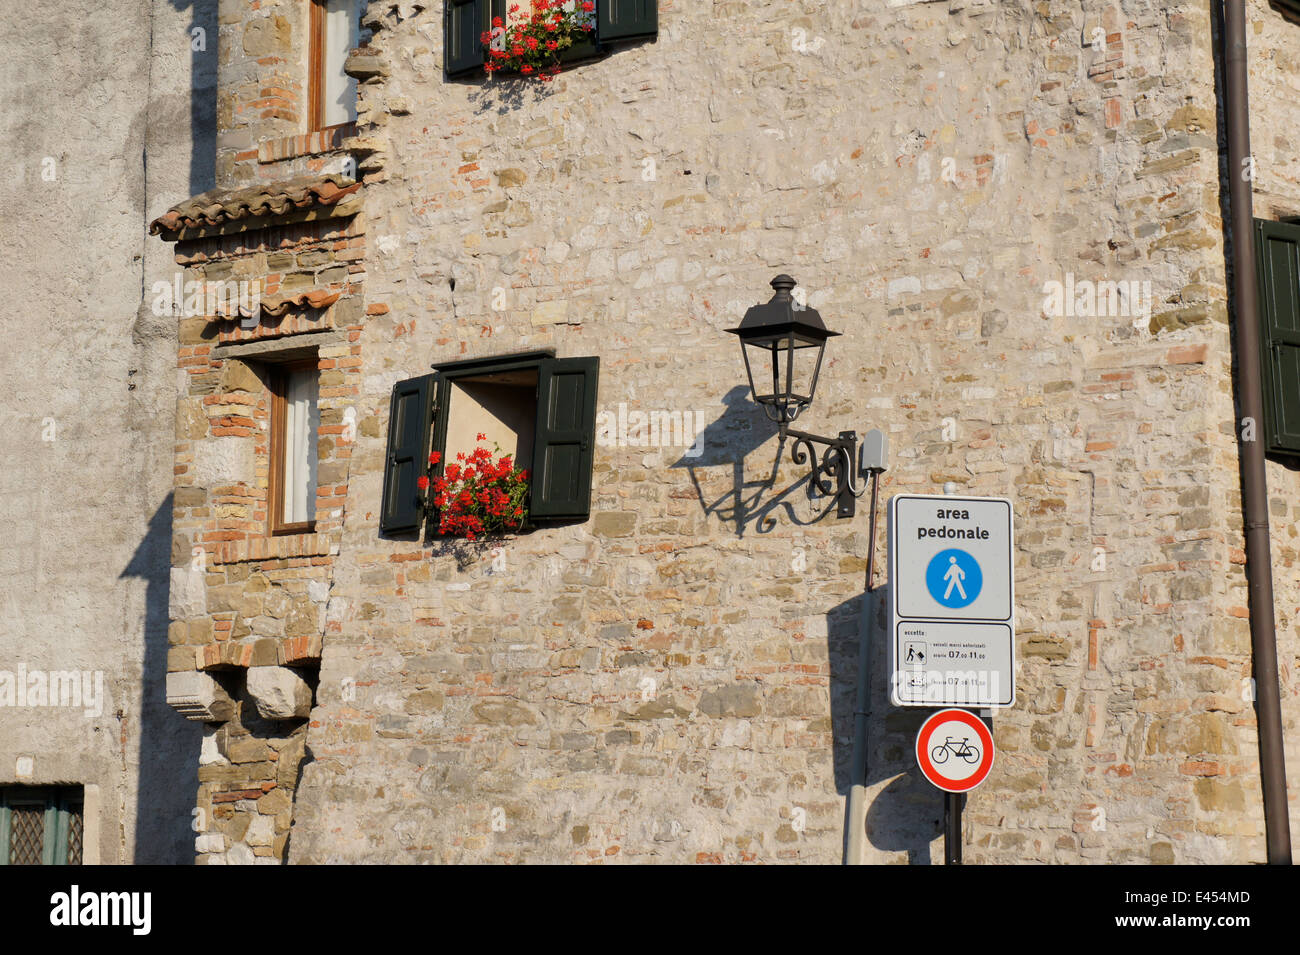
[726,274,860,519]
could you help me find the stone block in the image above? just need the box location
[246,666,313,720]
[166,671,235,723]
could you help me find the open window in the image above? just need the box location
[310,0,361,130]
[268,359,320,535]
[380,351,599,534]
[444,0,656,78]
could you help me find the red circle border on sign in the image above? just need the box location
[915,708,995,793]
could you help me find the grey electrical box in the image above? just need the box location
[861,428,889,473]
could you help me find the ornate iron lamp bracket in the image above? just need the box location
[785,426,858,519]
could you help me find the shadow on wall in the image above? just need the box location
[122,493,200,864]
[169,0,219,196]
[670,386,840,537]
[829,589,944,865]
[679,389,943,859]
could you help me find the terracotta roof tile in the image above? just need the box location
[149,174,360,237]
[259,289,343,317]
[207,289,344,320]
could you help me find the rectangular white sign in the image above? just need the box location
[889,494,1015,708]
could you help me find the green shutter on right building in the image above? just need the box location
[1254,218,1300,455]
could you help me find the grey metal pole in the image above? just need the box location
[844,468,881,865]
[944,793,962,865]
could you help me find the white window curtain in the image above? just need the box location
[322,0,360,127]
[283,369,319,525]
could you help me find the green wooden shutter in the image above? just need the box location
[381,375,435,534]
[445,0,496,78]
[530,357,599,521]
[597,0,656,43]
[1255,219,1300,454]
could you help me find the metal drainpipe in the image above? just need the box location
[1222,0,1292,865]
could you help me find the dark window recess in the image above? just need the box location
[444,0,655,76]
[380,350,599,533]
[0,786,84,865]
[1254,218,1300,456]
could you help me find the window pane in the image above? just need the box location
[283,368,319,525]
[322,0,359,127]
[66,803,83,865]
[9,805,44,865]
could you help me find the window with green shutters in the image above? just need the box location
[380,351,600,534]
[0,786,83,865]
[444,0,656,77]
[1254,218,1300,456]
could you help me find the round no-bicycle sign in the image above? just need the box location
[915,708,995,793]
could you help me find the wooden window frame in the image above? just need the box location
[308,0,356,133]
[268,359,319,537]
[308,0,325,131]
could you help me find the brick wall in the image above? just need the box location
[166,207,366,862]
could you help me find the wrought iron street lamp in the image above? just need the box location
[726,274,860,518]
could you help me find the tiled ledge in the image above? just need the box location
[213,533,334,565]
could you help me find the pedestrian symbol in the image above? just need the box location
[925,549,982,609]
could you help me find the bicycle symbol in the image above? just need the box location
[931,736,981,765]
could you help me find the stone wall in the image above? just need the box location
[152,0,1300,864]
[283,0,1289,863]
[0,0,215,863]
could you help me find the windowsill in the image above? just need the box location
[258,124,357,165]
[271,521,316,538]
[211,533,333,565]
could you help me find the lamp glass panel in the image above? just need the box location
[741,339,785,404]
[785,336,825,405]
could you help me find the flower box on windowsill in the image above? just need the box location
[485,49,601,78]
[419,438,532,542]
[485,40,603,79]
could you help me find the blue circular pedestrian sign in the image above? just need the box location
[925,549,982,608]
